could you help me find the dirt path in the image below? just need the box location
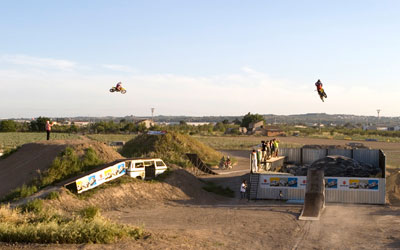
[293,205,400,249]
[200,150,251,199]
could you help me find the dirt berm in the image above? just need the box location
[48,166,228,212]
[0,139,122,199]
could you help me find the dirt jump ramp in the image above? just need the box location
[186,154,218,175]
[299,168,325,220]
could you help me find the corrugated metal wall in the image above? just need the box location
[278,148,381,168]
[353,149,380,168]
[255,174,385,204]
[302,148,327,164]
[256,186,305,200]
[279,148,301,163]
[327,149,352,158]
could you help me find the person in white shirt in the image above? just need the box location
[240,180,247,199]
[251,149,258,173]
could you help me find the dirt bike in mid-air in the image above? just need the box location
[317,88,327,102]
[109,86,127,94]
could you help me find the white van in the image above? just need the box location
[126,158,168,179]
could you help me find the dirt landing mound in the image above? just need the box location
[0,139,122,199]
[49,167,228,212]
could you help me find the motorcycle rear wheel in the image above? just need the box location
[120,89,127,94]
[109,88,115,92]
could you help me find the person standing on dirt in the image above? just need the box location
[45,120,54,140]
[240,180,247,199]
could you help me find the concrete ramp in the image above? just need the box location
[299,168,325,220]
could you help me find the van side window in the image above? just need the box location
[156,161,166,167]
[135,162,144,168]
[144,161,154,167]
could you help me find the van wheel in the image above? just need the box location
[136,176,142,180]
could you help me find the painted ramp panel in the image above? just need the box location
[299,168,325,221]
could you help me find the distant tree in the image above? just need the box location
[232,118,242,125]
[241,112,265,128]
[30,117,51,132]
[222,119,230,124]
[0,120,17,132]
[179,120,187,126]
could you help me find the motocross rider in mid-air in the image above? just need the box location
[315,79,327,102]
[116,82,123,91]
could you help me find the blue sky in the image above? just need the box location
[1,0,399,118]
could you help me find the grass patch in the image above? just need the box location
[20,199,44,213]
[45,191,60,200]
[194,135,301,150]
[1,184,38,202]
[202,181,235,198]
[0,132,80,149]
[79,206,100,220]
[0,204,143,244]
[86,134,137,145]
[0,146,21,159]
[120,132,222,167]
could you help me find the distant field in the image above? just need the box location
[0,133,138,150]
[193,135,302,150]
[0,132,81,149]
[86,134,137,144]
[1,132,399,168]
[307,132,400,143]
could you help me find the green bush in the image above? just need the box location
[41,147,104,187]
[1,184,38,202]
[79,206,100,220]
[120,132,222,167]
[45,191,60,200]
[21,199,43,213]
[0,206,144,244]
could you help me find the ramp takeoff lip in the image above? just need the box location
[299,168,325,221]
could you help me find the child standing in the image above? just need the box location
[240,180,247,199]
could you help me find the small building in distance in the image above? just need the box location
[135,119,155,129]
[248,121,264,133]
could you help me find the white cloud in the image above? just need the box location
[0,55,77,71]
[102,64,136,73]
[0,56,399,117]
